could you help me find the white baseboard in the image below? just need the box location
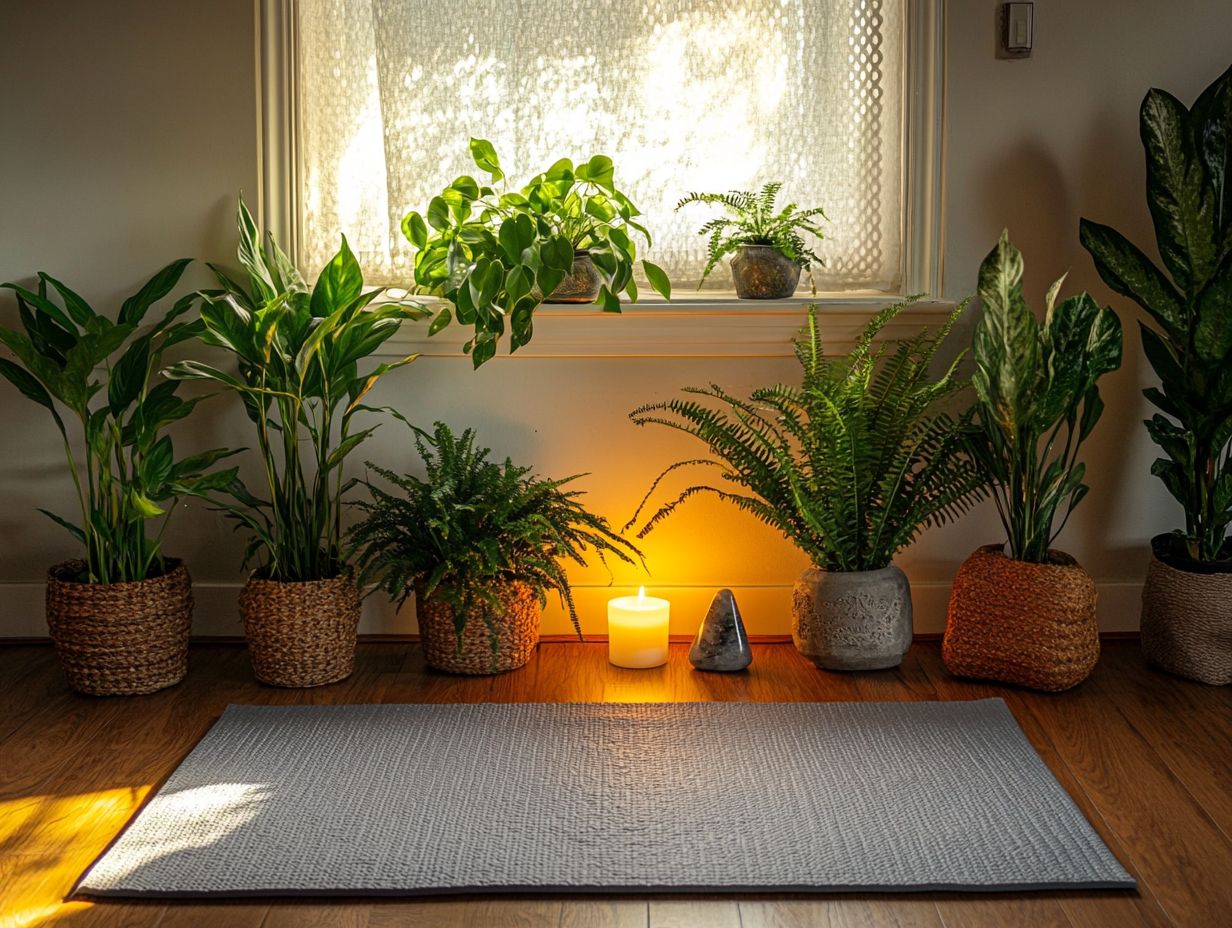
[0,578,1145,639]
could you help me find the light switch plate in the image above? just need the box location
[999,2,1033,58]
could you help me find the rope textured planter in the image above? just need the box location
[239,574,361,688]
[1141,548,1232,685]
[45,559,191,696]
[943,545,1099,692]
[417,581,541,675]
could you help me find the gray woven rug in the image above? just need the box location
[77,700,1133,897]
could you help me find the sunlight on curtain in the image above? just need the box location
[297,0,903,292]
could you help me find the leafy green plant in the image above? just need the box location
[626,298,982,572]
[349,421,642,649]
[402,138,671,367]
[0,263,240,582]
[1080,65,1232,564]
[969,231,1122,564]
[166,198,427,582]
[675,182,826,287]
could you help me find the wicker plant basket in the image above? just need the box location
[417,581,541,675]
[239,573,361,687]
[1141,543,1232,685]
[943,544,1099,692]
[45,559,192,696]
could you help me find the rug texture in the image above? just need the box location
[76,699,1133,896]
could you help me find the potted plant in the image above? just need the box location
[626,298,983,671]
[675,182,827,299]
[1080,64,1232,685]
[349,422,642,674]
[944,231,1122,692]
[401,138,671,367]
[0,262,239,694]
[167,199,427,687]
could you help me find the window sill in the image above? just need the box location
[382,294,963,360]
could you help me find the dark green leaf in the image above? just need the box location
[119,258,192,326]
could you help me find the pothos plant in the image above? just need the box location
[402,138,671,367]
[676,182,827,288]
[0,262,240,583]
[166,198,428,582]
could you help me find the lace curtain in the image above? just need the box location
[297,0,903,292]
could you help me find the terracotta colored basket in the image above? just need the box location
[1141,551,1232,685]
[943,544,1099,692]
[239,573,361,687]
[45,559,192,696]
[417,581,541,675]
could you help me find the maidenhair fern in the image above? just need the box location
[627,299,985,572]
[349,422,642,650]
[676,182,827,286]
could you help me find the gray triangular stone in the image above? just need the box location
[689,589,752,672]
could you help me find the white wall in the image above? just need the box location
[0,1,1228,638]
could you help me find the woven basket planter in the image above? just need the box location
[239,574,361,688]
[417,581,541,675]
[1141,541,1232,685]
[45,559,192,696]
[943,544,1099,692]
[791,564,913,670]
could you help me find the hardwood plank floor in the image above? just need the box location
[1,640,1228,928]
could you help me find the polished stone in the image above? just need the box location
[689,588,753,672]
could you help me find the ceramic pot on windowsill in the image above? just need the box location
[791,564,913,670]
[542,250,602,303]
[730,244,801,299]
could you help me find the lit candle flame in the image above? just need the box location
[637,586,646,602]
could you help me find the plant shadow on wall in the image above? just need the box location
[166,198,428,688]
[1081,63,1232,685]
[626,297,985,672]
[401,139,671,367]
[347,422,643,675]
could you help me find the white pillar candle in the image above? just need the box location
[607,586,670,668]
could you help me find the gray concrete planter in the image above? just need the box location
[791,564,912,670]
[730,245,801,299]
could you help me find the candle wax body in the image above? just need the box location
[607,594,670,668]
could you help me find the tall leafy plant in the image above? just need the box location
[0,263,239,582]
[349,421,642,648]
[1080,64,1232,563]
[402,139,671,367]
[969,231,1122,564]
[676,182,826,287]
[167,199,427,582]
[626,299,983,571]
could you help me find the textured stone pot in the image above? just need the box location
[1141,535,1232,685]
[45,558,192,696]
[943,544,1098,692]
[239,573,361,687]
[417,581,542,675]
[543,251,602,303]
[730,244,801,299]
[791,564,912,670]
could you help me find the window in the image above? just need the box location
[273,0,932,297]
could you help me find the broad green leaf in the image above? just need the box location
[109,337,150,415]
[1079,218,1185,335]
[311,235,363,317]
[119,258,192,326]
[402,211,429,250]
[643,261,672,300]
[428,306,453,336]
[36,272,93,327]
[596,285,621,313]
[469,138,504,181]
[541,235,575,272]
[38,509,86,545]
[426,196,451,231]
[1194,251,1232,362]
[127,490,166,520]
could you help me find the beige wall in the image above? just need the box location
[0,1,1228,637]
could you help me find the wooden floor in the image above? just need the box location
[1,640,1229,928]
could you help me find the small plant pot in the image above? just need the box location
[544,251,602,303]
[943,544,1098,692]
[730,244,801,299]
[1140,535,1232,685]
[45,559,192,696]
[416,581,542,674]
[239,574,361,687]
[791,564,913,670]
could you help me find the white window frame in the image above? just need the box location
[254,0,949,358]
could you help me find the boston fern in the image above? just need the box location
[1081,65,1232,563]
[676,182,826,286]
[349,422,642,645]
[626,299,984,572]
[167,198,427,582]
[0,262,240,582]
